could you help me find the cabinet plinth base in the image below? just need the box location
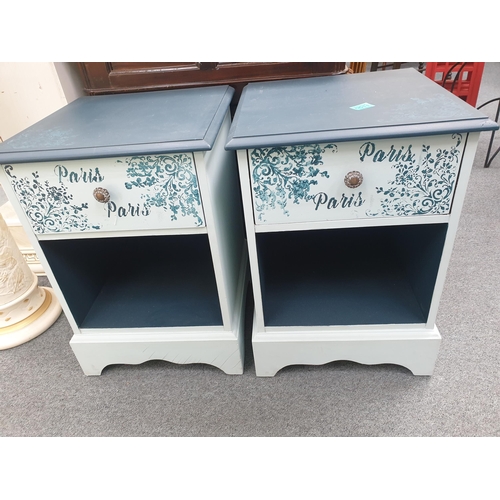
[252,320,441,377]
[71,332,244,376]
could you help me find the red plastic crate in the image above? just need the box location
[425,62,485,107]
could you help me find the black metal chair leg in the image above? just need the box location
[477,98,500,168]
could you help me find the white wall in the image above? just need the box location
[0,62,84,142]
[0,62,85,274]
[54,62,86,104]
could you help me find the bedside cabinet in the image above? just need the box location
[226,69,498,377]
[0,86,248,376]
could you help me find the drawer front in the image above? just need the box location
[3,153,205,234]
[249,134,465,225]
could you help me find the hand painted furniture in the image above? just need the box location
[226,68,498,377]
[0,86,248,375]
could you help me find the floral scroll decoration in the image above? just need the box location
[250,144,336,221]
[4,167,100,233]
[123,154,204,226]
[369,134,463,217]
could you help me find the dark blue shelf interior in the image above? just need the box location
[257,224,448,327]
[41,234,223,329]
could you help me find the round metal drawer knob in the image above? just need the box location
[344,171,363,188]
[93,187,110,203]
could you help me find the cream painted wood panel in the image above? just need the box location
[250,134,465,225]
[3,153,206,235]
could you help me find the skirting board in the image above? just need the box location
[252,317,441,377]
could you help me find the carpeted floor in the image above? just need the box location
[1,63,499,437]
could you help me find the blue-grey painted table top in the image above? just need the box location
[0,85,234,163]
[225,69,498,149]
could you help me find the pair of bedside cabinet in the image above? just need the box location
[0,69,496,377]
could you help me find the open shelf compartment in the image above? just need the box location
[256,224,448,327]
[40,234,223,329]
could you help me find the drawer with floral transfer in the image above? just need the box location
[2,153,205,235]
[249,133,465,225]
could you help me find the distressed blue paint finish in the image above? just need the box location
[368,134,463,217]
[225,70,498,150]
[123,154,204,226]
[250,144,336,221]
[4,165,101,233]
[0,86,235,164]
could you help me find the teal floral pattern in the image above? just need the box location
[250,144,336,221]
[4,166,100,233]
[368,134,463,217]
[123,154,204,226]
